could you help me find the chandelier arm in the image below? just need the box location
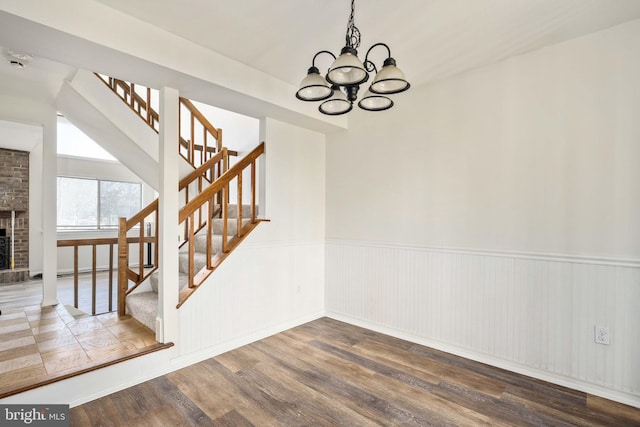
[312,50,337,69]
[363,60,377,74]
[364,42,392,67]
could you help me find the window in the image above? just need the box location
[57,177,141,230]
[57,116,116,161]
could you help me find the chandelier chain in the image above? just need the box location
[346,0,361,49]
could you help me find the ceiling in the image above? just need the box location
[94,0,640,89]
[1,0,640,143]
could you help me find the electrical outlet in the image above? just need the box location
[594,325,610,345]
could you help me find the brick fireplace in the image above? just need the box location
[0,148,29,284]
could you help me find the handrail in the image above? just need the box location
[177,142,265,307]
[179,143,265,223]
[179,148,228,191]
[179,97,223,169]
[180,98,220,140]
[118,199,159,316]
[95,73,159,132]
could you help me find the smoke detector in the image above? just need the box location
[6,49,32,68]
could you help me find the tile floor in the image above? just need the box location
[0,302,157,397]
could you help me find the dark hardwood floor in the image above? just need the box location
[71,317,640,426]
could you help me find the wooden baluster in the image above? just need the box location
[92,244,97,315]
[190,113,195,166]
[206,200,213,269]
[251,160,256,222]
[188,214,195,288]
[146,87,152,126]
[130,82,135,108]
[237,173,243,237]
[154,210,159,268]
[203,127,207,165]
[118,217,128,317]
[109,243,114,313]
[74,246,79,309]
[138,218,144,280]
[222,185,228,253]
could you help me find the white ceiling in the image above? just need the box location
[2,0,640,145]
[94,0,640,89]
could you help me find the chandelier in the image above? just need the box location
[296,0,410,115]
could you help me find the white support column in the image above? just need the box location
[157,87,180,344]
[41,111,58,306]
[258,118,267,218]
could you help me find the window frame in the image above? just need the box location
[56,175,142,231]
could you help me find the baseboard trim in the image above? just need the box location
[169,310,325,370]
[326,311,640,409]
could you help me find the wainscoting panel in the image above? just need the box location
[178,240,325,361]
[326,240,640,405]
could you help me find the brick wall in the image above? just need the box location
[0,148,29,275]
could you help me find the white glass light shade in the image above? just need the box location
[319,86,352,115]
[358,90,393,111]
[326,47,368,86]
[369,58,410,95]
[296,67,332,101]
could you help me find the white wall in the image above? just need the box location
[0,94,57,286]
[326,19,640,407]
[177,117,326,359]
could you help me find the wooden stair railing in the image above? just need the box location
[117,200,158,316]
[117,149,230,316]
[95,73,159,132]
[57,238,118,315]
[179,147,229,239]
[177,142,266,308]
[95,74,237,173]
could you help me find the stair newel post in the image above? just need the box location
[117,217,128,317]
[237,173,243,238]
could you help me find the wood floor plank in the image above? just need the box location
[147,376,213,425]
[353,337,507,397]
[69,318,640,426]
[212,409,255,427]
[253,335,451,425]
[587,394,640,425]
[168,357,276,423]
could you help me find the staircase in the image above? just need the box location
[63,71,266,332]
[126,204,254,331]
